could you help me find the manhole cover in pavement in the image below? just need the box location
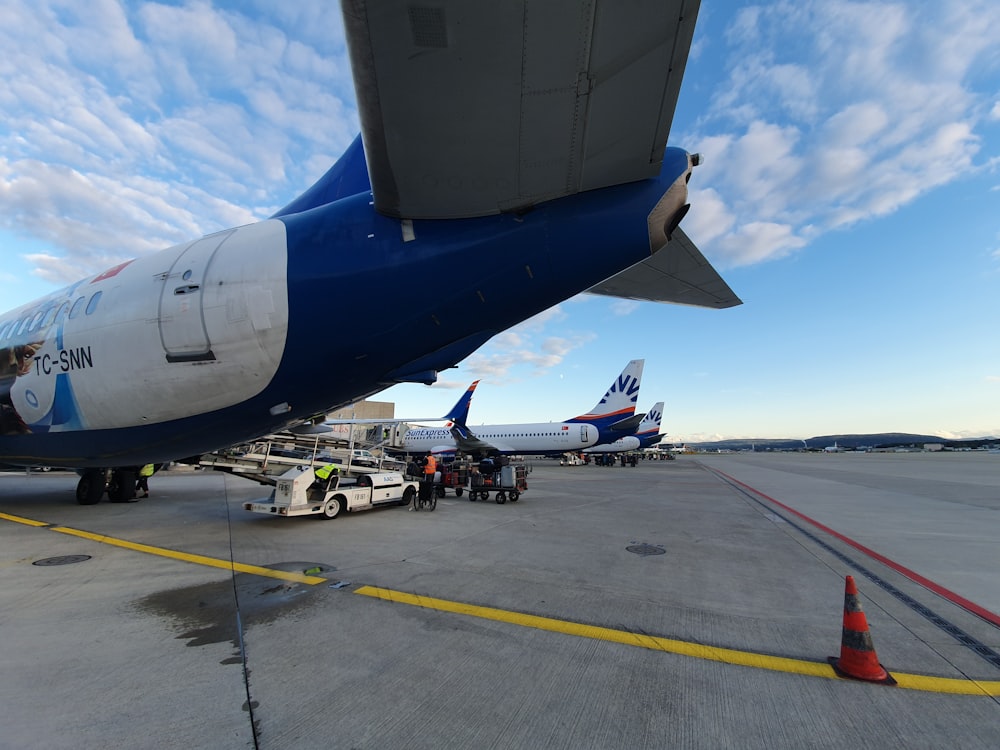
[32,555,92,566]
[626,544,665,556]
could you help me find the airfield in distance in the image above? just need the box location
[2,451,999,749]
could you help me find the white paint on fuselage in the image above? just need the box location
[583,435,641,454]
[404,422,598,454]
[3,220,288,431]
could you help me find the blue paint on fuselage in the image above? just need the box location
[0,145,691,467]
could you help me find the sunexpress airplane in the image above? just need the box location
[0,1,739,503]
[583,401,666,454]
[403,360,644,457]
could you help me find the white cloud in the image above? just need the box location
[681,0,1000,267]
[0,0,358,285]
[610,300,640,316]
[462,307,595,384]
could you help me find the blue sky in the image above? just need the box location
[1,1,998,441]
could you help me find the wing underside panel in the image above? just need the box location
[342,0,701,219]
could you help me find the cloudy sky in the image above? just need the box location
[2,1,998,441]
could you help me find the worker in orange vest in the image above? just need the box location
[423,454,437,481]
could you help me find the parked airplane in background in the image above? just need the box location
[583,401,665,454]
[402,360,643,457]
[0,1,739,504]
[635,402,667,449]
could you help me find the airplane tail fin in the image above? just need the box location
[636,401,665,446]
[270,135,371,218]
[444,381,479,427]
[636,402,664,434]
[568,360,644,431]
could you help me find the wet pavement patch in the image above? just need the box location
[626,543,666,556]
[133,562,335,653]
[32,555,92,566]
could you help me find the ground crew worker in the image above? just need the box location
[418,454,437,505]
[423,454,437,481]
[135,463,154,498]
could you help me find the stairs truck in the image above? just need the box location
[243,466,418,519]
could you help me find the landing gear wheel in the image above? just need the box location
[322,495,343,519]
[496,491,507,504]
[108,469,137,503]
[76,470,105,505]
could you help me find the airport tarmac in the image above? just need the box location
[1,453,998,749]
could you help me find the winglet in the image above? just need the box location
[444,381,479,426]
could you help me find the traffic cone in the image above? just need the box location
[828,575,896,684]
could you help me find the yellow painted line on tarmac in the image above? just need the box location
[1,511,325,585]
[6,509,1000,695]
[354,585,1000,697]
[0,511,51,527]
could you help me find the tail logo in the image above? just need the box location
[599,374,640,405]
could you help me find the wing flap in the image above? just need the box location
[342,0,701,219]
[587,228,742,309]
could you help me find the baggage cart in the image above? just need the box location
[468,461,527,503]
[435,458,471,498]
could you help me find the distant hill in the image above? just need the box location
[679,433,999,452]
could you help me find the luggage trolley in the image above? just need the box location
[435,458,471,498]
[468,461,527,504]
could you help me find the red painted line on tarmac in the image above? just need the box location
[710,467,1000,629]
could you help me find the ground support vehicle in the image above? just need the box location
[435,459,471,498]
[468,463,528,504]
[243,466,417,519]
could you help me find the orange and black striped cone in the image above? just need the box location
[828,575,896,684]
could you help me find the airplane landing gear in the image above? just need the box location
[108,469,137,503]
[75,468,138,504]
[76,470,106,505]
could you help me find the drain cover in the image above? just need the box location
[32,555,92,566]
[626,544,665,557]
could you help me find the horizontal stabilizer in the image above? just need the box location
[609,413,645,433]
[587,228,741,309]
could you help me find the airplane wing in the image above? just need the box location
[342,0,701,219]
[449,425,499,455]
[586,227,742,309]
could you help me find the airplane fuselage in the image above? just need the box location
[404,422,599,457]
[583,436,642,454]
[0,147,693,468]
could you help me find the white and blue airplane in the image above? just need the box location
[0,1,739,503]
[403,360,645,457]
[582,401,665,454]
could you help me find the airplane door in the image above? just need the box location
[158,231,232,362]
[580,425,589,443]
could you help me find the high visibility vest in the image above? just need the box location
[315,464,339,481]
[139,464,155,477]
[424,456,437,475]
